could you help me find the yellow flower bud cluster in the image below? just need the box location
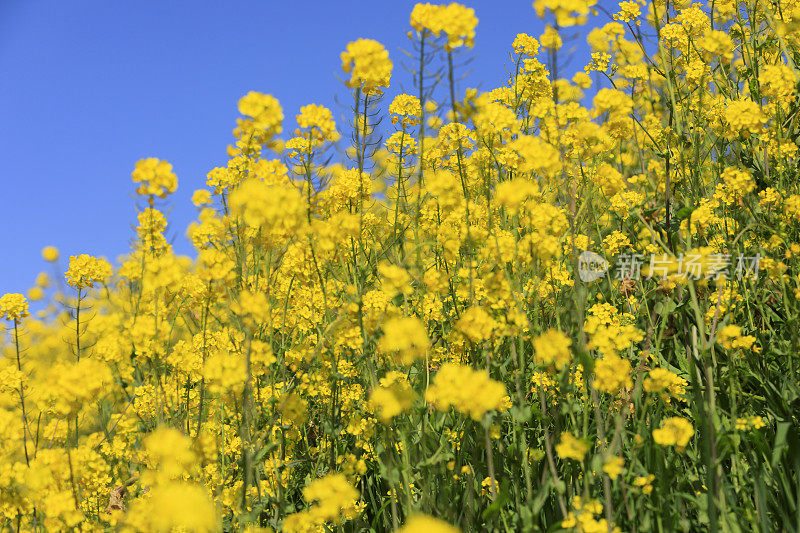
[131,157,178,198]
[0,293,29,322]
[410,3,478,51]
[340,39,393,95]
[64,254,112,290]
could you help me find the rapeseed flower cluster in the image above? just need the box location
[131,157,178,198]
[0,294,29,322]
[64,254,111,290]
[425,363,509,420]
[340,39,393,94]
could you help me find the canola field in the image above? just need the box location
[2,1,800,531]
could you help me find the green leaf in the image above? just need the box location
[772,421,791,468]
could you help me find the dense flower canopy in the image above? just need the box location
[2,0,799,531]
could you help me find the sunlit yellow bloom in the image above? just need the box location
[556,432,589,461]
[652,417,694,451]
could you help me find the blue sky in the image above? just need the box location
[0,1,603,294]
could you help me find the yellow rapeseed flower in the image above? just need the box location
[399,514,461,533]
[652,417,694,451]
[64,254,112,290]
[556,432,589,461]
[425,363,509,420]
[533,329,573,369]
[0,293,29,322]
[41,246,59,262]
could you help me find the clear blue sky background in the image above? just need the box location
[0,1,604,294]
